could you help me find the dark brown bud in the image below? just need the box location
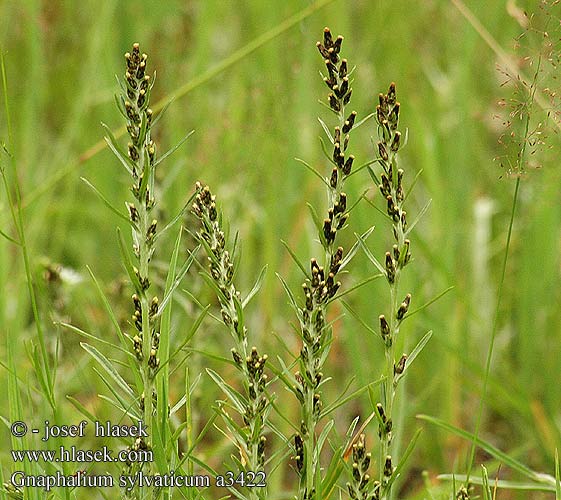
[343,155,354,175]
[391,130,401,151]
[316,41,330,59]
[332,35,343,54]
[149,296,159,317]
[323,219,335,244]
[378,142,388,162]
[333,126,341,145]
[330,167,338,188]
[379,315,390,341]
[394,354,407,375]
[323,27,334,48]
[376,104,385,124]
[342,111,357,134]
[338,77,349,98]
[328,92,341,112]
[339,58,348,78]
[387,82,397,106]
[385,252,395,284]
[396,293,411,320]
[384,456,393,478]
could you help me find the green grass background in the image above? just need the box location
[1,0,560,498]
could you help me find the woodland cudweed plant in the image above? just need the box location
[191,182,270,500]
[290,27,357,500]
[118,42,160,486]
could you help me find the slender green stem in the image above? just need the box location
[465,177,520,485]
[465,42,540,487]
[0,51,54,406]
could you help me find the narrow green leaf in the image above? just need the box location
[395,331,432,384]
[318,97,338,115]
[328,273,382,304]
[385,428,422,491]
[0,227,20,245]
[81,342,135,400]
[159,245,200,315]
[320,446,345,500]
[346,157,378,179]
[352,111,375,130]
[113,91,127,119]
[418,414,556,486]
[437,474,556,493]
[101,122,134,176]
[281,240,310,279]
[321,377,383,417]
[345,188,368,216]
[404,198,432,236]
[481,465,492,500]
[341,300,379,338]
[355,231,386,274]
[150,97,174,128]
[81,177,136,228]
[66,396,98,424]
[317,116,333,143]
[206,369,246,415]
[167,305,209,370]
[159,226,183,451]
[85,265,130,351]
[306,201,323,236]
[155,190,197,242]
[404,286,454,320]
[404,167,424,202]
[29,343,55,410]
[97,393,140,422]
[315,419,335,458]
[319,135,336,165]
[58,321,130,356]
[242,265,268,309]
[116,227,142,292]
[339,226,375,271]
[295,157,329,188]
[154,130,195,167]
[276,273,300,313]
[93,364,138,420]
[367,165,381,186]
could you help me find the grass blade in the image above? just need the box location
[418,414,556,486]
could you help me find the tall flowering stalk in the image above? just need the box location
[368,83,429,500]
[122,43,160,446]
[192,183,269,500]
[290,27,358,500]
[345,83,430,500]
[374,83,409,498]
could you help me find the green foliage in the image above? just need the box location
[1,1,561,500]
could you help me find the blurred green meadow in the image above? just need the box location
[1,0,560,498]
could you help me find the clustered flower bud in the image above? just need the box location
[192,182,269,468]
[371,82,421,498]
[120,44,161,392]
[293,28,361,480]
[346,434,374,500]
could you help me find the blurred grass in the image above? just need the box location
[1,0,561,498]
